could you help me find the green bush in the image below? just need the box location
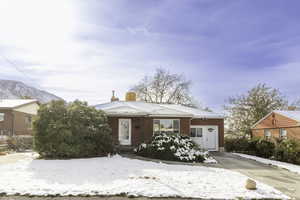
[135,133,206,162]
[7,136,33,152]
[224,137,250,152]
[274,139,300,164]
[255,139,276,158]
[34,100,113,158]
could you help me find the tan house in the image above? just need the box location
[0,99,39,139]
[251,110,300,140]
[96,92,225,151]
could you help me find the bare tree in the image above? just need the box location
[224,84,288,137]
[131,68,196,107]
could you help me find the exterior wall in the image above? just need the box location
[108,116,224,148]
[108,116,191,146]
[252,112,300,140]
[191,118,224,147]
[0,110,14,136]
[252,127,300,140]
[12,111,34,135]
[13,102,39,115]
[0,109,34,136]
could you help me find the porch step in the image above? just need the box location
[115,145,134,153]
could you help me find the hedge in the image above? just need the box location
[225,137,300,165]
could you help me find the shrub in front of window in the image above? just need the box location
[134,133,206,162]
[34,100,113,158]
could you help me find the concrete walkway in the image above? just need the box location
[212,152,300,200]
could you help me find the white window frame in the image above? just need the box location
[279,128,287,139]
[264,129,271,139]
[153,119,180,135]
[190,127,203,138]
[0,113,4,122]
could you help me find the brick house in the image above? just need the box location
[95,92,225,151]
[0,99,39,139]
[251,110,300,140]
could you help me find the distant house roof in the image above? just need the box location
[95,101,224,119]
[0,99,38,109]
[251,110,300,129]
[274,110,300,122]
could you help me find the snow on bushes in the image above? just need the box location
[134,133,209,162]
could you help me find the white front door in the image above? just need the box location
[204,126,218,151]
[191,125,218,151]
[118,119,131,145]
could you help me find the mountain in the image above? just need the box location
[0,80,62,103]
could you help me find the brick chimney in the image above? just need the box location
[125,91,136,101]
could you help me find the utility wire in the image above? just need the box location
[0,55,36,84]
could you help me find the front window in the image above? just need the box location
[264,129,271,139]
[191,127,203,137]
[0,113,4,122]
[279,128,287,139]
[153,119,180,135]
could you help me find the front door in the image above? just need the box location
[118,119,131,145]
[191,125,218,151]
[204,126,218,151]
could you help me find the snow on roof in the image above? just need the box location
[95,101,224,119]
[0,99,38,109]
[274,110,300,122]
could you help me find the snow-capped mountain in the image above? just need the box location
[0,80,62,103]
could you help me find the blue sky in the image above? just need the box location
[0,0,299,111]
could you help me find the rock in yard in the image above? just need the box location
[246,178,257,190]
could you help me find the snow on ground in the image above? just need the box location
[233,153,300,175]
[0,153,289,199]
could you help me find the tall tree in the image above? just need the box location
[225,84,288,137]
[131,68,196,107]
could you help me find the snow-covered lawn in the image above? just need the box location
[233,153,300,175]
[0,153,289,199]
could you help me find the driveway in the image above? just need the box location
[212,152,300,200]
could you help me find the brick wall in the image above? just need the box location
[252,127,300,140]
[108,116,191,146]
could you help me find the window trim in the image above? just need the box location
[153,119,180,135]
[279,128,287,139]
[0,113,5,122]
[264,129,271,139]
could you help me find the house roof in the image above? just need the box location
[0,99,38,109]
[251,110,300,129]
[95,101,224,119]
[274,110,300,122]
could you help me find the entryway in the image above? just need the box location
[191,125,218,151]
[118,119,131,145]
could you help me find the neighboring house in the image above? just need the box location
[252,110,300,140]
[96,92,225,151]
[0,99,39,138]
